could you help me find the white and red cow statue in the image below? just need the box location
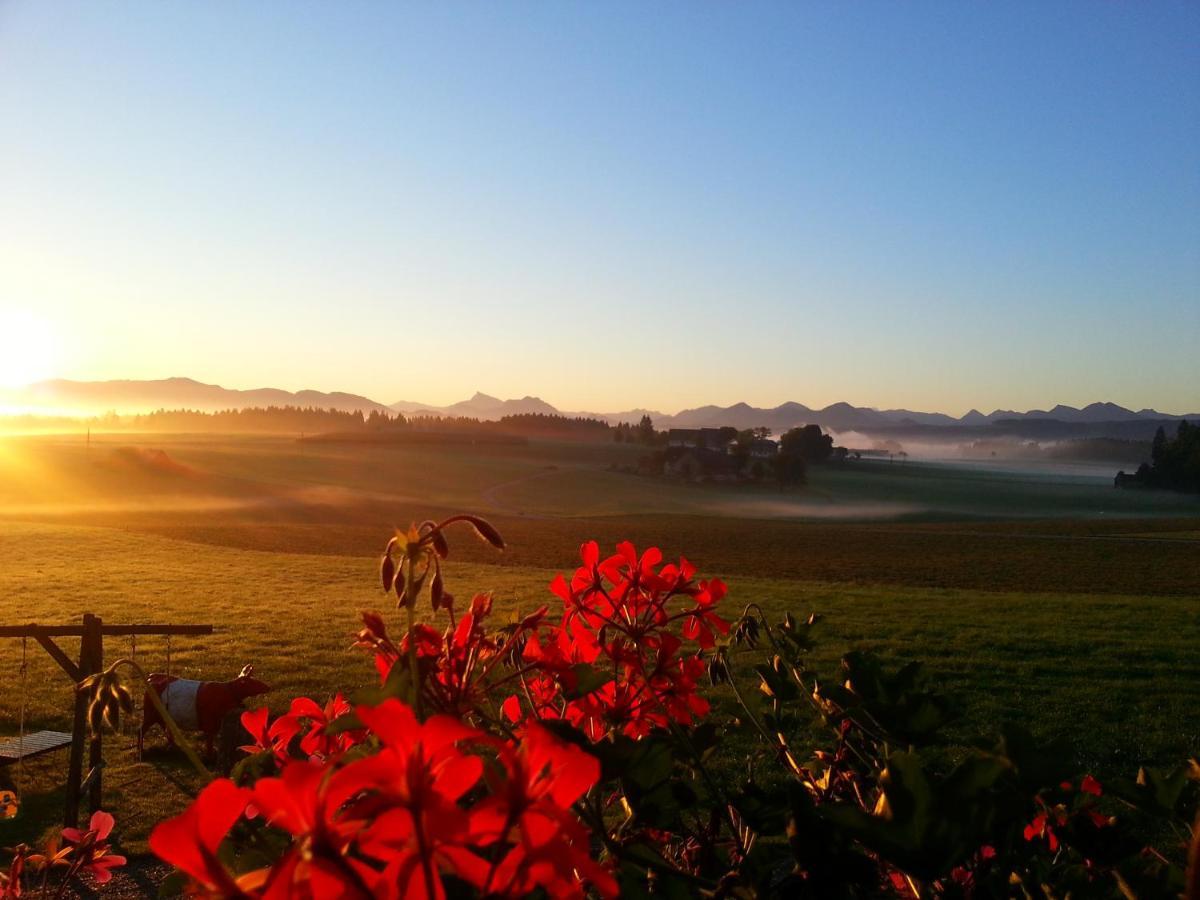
[139,665,270,758]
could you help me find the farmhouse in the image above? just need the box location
[666,428,734,453]
[747,438,777,459]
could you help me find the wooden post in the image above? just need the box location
[86,614,103,814]
[63,615,92,827]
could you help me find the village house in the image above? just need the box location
[747,438,777,459]
[666,428,735,453]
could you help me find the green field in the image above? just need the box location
[0,433,1197,855]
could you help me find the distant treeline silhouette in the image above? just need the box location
[136,405,377,432]
[0,405,615,440]
[422,412,608,438]
[1116,421,1200,493]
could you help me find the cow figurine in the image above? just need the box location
[139,665,270,758]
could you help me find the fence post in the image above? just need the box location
[63,614,93,827]
[86,615,103,814]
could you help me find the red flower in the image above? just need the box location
[354,611,401,683]
[281,694,360,761]
[1080,774,1102,796]
[149,779,251,895]
[1023,811,1059,852]
[399,624,444,659]
[250,761,377,898]
[538,541,726,742]
[680,578,731,649]
[338,700,492,898]
[470,724,617,899]
[61,810,127,886]
[1,848,26,899]
[239,707,301,764]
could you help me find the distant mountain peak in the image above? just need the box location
[6,376,389,415]
[5,378,1195,432]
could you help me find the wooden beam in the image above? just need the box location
[0,624,214,638]
[34,634,81,682]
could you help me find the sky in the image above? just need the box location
[1,3,1197,416]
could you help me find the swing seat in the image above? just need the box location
[0,730,73,765]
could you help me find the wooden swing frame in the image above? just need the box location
[0,615,213,827]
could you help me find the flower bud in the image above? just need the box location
[380,554,396,593]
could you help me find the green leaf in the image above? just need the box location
[562,663,611,701]
[324,711,365,736]
[229,749,274,786]
[353,658,413,706]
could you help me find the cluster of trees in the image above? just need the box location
[1120,421,1200,492]
[398,412,610,440]
[647,423,844,487]
[775,423,838,485]
[494,413,610,439]
[612,414,663,445]
[134,405,378,433]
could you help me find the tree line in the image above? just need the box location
[1,405,615,440]
[1120,421,1200,493]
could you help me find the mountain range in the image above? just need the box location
[2,378,1196,434]
[0,377,391,416]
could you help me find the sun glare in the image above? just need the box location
[0,310,59,388]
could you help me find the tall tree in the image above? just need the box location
[638,414,656,445]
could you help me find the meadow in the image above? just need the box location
[0,432,1197,854]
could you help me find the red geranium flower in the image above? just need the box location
[337,700,493,898]
[149,779,251,895]
[61,811,126,885]
[1023,811,1060,851]
[238,706,301,764]
[470,724,617,899]
[250,761,378,898]
[281,694,360,760]
[681,578,731,649]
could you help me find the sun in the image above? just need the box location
[0,310,59,388]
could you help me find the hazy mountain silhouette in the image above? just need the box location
[645,400,1197,431]
[4,378,1196,431]
[2,377,391,415]
[389,392,558,420]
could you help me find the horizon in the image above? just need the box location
[2,4,1198,414]
[3,372,1199,420]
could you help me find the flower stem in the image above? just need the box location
[404,562,423,719]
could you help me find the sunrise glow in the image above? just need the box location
[0,310,59,389]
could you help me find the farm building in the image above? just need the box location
[747,438,778,459]
[666,428,735,453]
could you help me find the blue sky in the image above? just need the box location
[1,2,1197,414]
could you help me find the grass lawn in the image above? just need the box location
[1,521,1196,855]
